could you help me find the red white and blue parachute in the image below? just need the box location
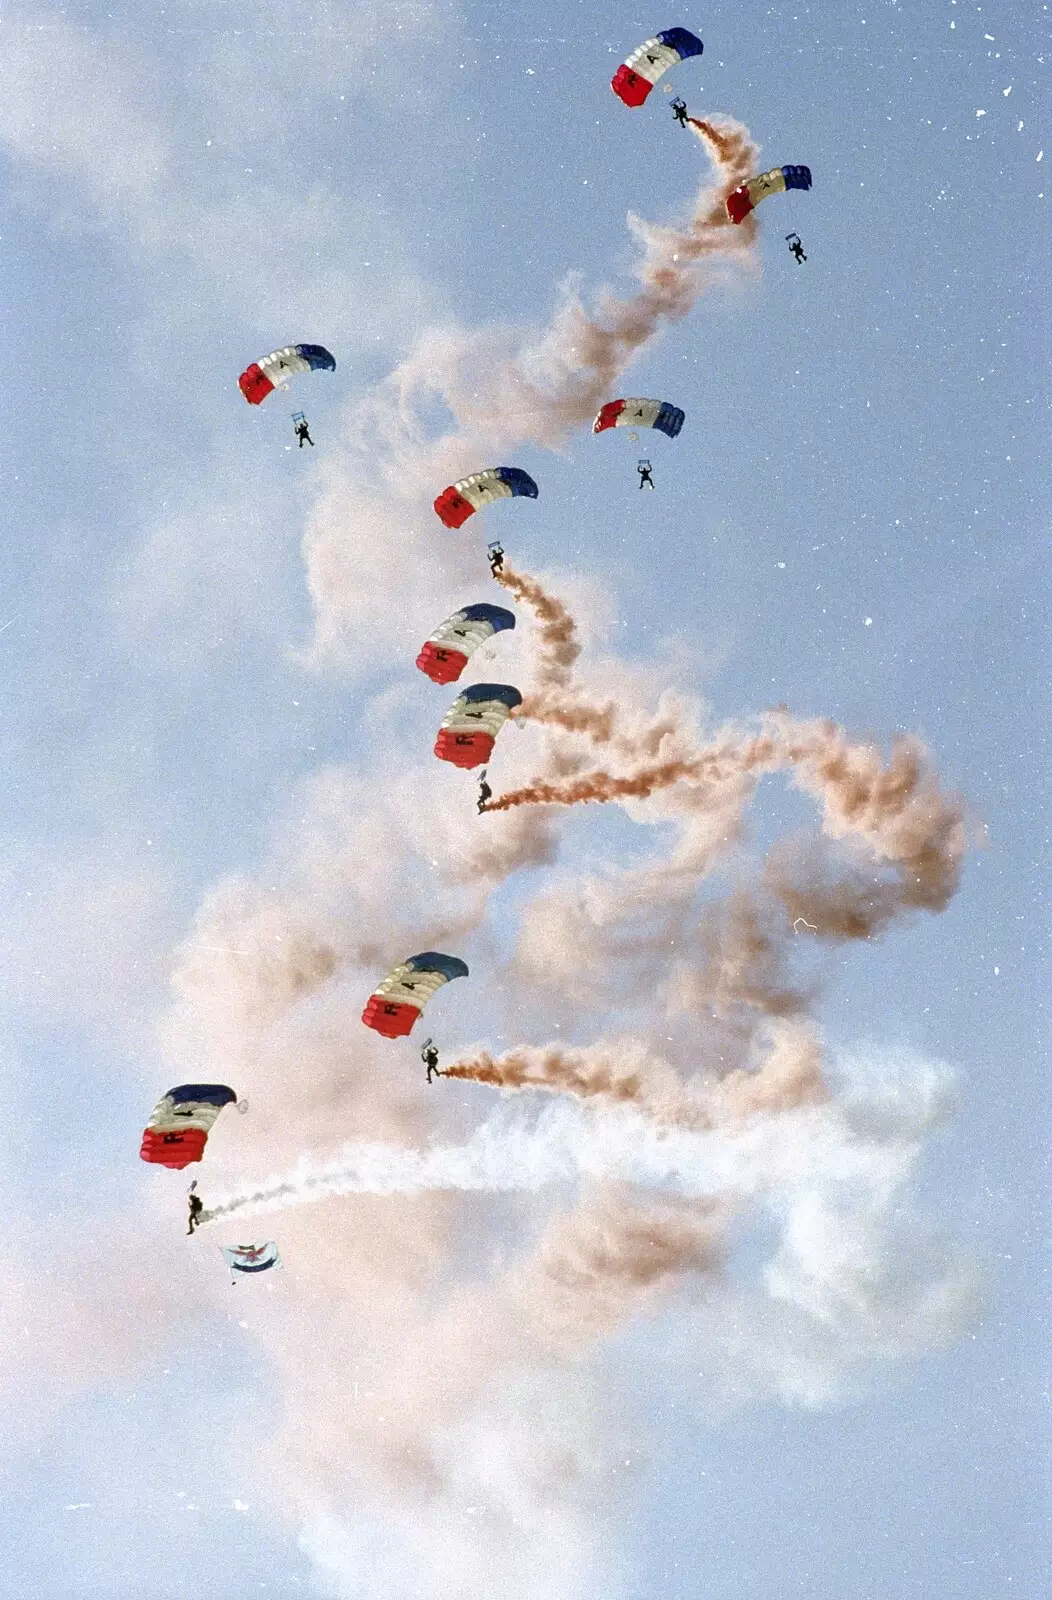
[434,468,539,529]
[593,398,685,438]
[140,1084,239,1169]
[727,166,812,224]
[435,682,522,768]
[238,344,336,405]
[221,1242,282,1275]
[416,603,517,685]
[362,952,469,1039]
[611,28,703,107]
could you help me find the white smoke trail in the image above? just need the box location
[202,1090,929,1226]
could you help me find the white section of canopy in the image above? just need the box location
[439,697,515,739]
[146,1095,227,1136]
[257,347,313,385]
[372,964,451,1008]
[614,398,663,428]
[746,170,788,206]
[622,38,682,87]
[454,472,514,511]
[427,612,499,654]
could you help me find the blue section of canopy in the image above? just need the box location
[654,402,686,438]
[459,683,523,709]
[495,467,539,499]
[167,1084,238,1107]
[657,28,703,59]
[295,344,336,371]
[782,165,812,190]
[406,953,470,982]
[458,604,516,632]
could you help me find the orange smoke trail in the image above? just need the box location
[482,733,778,811]
[482,716,967,912]
[439,1042,698,1118]
[304,116,761,666]
[535,116,758,420]
[441,1019,827,1127]
[493,562,618,739]
[494,564,581,686]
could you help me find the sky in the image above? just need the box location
[0,2,1048,1598]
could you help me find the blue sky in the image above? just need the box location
[0,3,1047,1598]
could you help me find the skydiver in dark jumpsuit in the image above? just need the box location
[786,232,807,264]
[671,97,689,128]
[488,542,505,577]
[477,770,493,813]
[421,1039,441,1083]
[187,1184,204,1235]
[295,419,315,447]
[637,460,655,490]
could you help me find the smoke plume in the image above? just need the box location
[124,110,976,1600]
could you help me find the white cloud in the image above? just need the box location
[0,13,165,199]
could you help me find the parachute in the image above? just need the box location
[221,1242,282,1275]
[362,952,470,1039]
[611,28,703,108]
[434,468,539,530]
[238,344,336,405]
[593,398,685,438]
[140,1084,239,1169]
[435,682,523,768]
[416,603,517,685]
[727,166,812,225]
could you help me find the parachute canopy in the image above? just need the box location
[140,1084,238,1169]
[417,603,517,685]
[362,952,470,1039]
[435,682,523,768]
[238,344,336,405]
[727,166,812,224]
[434,468,539,529]
[593,398,685,438]
[221,1242,282,1275]
[611,28,703,107]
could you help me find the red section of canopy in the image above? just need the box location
[726,187,753,224]
[416,642,468,684]
[434,729,495,769]
[361,996,421,1038]
[593,401,626,434]
[434,487,475,528]
[238,364,274,404]
[139,1127,208,1169]
[611,66,653,107]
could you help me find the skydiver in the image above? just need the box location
[785,232,807,264]
[487,541,505,577]
[421,1038,441,1083]
[637,459,655,490]
[187,1182,204,1235]
[671,97,689,128]
[477,769,493,813]
[294,418,315,447]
